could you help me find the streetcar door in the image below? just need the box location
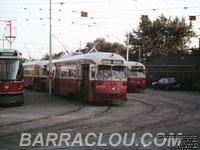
[81,64,89,100]
[55,66,60,94]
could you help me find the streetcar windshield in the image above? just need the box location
[97,65,112,79]
[112,66,126,79]
[97,65,126,80]
[129,69,145,78]
[0,59,20,80]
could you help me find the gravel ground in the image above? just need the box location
[0,88,199,150]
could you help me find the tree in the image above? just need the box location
[42,52,65,60]
[86,38,127,58]
[190,47,200,55]
[127,15,196,63]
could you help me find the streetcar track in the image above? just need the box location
[116,93,200,134]
[138,93,200,116]
[1,89,200,150]
[47,97,157,133]
[0,105,85,128]
[0,108,7,112]
[0,105,112,139]
[60,96,187,138]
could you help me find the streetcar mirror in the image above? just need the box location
[91,66,96,78]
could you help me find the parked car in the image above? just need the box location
[152,78,181,90]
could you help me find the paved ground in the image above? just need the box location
[0,89,199,150]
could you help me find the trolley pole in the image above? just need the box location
[126,34,130,61]
[49,0,52,102]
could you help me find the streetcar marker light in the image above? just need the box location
[5,85,10,90]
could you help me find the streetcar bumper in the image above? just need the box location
[94,93,127,102]
[0,93,24,106]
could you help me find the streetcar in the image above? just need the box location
[49,52,128,102]
[23,60,48,91]
[127,61,146,92]
[0,49,24,106]
[23,52,128,102]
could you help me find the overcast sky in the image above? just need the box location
[0,0,199,59]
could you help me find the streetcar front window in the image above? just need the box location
[112,66,126,79]
[97,65,112,79]
[0,59,19,80]
[97,65,126,80]
[129,69,145,78]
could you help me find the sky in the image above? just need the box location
[0,0,200,59]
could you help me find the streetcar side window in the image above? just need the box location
[91,66,96,78]
[77,66,82,78]
[42,68,47,76]
[0,60,6,80]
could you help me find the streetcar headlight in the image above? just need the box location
[112,86,116,91]
[5,85,9,90]
[137,80,140,84]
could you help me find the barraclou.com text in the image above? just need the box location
[19,132,182,147]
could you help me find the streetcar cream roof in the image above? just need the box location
[127,61,145,68]
[0,48,19,52]
[23,60,48,67]
[53,52,127,65]
[0,48,22,59]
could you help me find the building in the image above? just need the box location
[146,55,200,90]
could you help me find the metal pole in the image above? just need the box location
[126,34,130,61]
[139,46,141,62]
[49,0,52,102]
[9,21,12,49]
[79,41,81,52]
[2,34,4,48]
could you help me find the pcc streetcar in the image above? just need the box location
[0,49,24,106]
[23,52,128,102]
[50,52,127,102]
[23,60,48,91]
[127,61,146,92]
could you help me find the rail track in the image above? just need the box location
[0,89,200,150]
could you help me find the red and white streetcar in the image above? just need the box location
[127,61,146,92]
[23,60,48,91]
[0,49,24,106]
[23,52,128,103]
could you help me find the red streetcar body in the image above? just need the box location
[23,60,48,91]
[0,81,24,94]
[127,61,146,92]
[94,80,127,102]
[24,52,128,103]
[0,49,24,106]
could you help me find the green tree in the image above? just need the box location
[127,15,196,63]
[86,38,126,58]
[42,52,65,60]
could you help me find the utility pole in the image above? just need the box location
[79,41,81,52]
[2,34,4,48]
[0,34,4,48]
[5,20,12,49]
[139,46,141,62]
[49,0,52,102]
[8,21,11,49]
[126,34,130,61]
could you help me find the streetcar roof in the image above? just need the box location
[127,61,145,69]
[0,48,22,59]
[52,52,127,66]
[23,60,48,68]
